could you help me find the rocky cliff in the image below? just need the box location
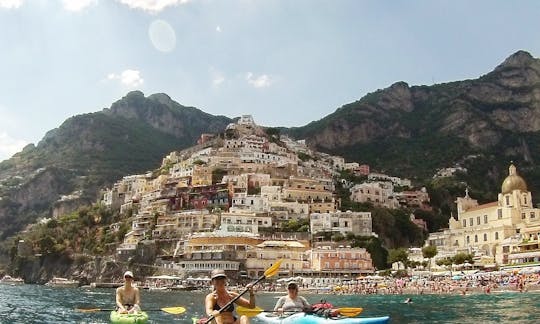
[288,50,540,199]
[0,92,232,241]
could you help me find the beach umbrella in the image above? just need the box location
[452,275,463,280]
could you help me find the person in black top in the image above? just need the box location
[205,269,255,324]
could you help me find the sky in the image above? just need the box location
[1,0,540,162]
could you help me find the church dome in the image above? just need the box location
[501,164,527,194]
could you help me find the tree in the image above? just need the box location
[388,248,409,267]
[452,252,473,265]
[422,245,438,270]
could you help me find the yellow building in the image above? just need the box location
[245,240,310,278]
[283,177,334,202]
[192,164,213,186]
[443,164,540,265]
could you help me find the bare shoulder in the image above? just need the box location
[116,286,124,293]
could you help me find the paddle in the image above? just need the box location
[76,306,186,315]
[204,260,283,324]
[236,305,364,318]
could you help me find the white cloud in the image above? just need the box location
[116,0,190,13]
[216,25,221,32]
[0,132,28,161]
[107,69,144,87]
[245,72,273,88]
[0,0,23,9]
[61,0,97,12]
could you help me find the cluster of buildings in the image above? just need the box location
[98,116,540,278]
[101,116,405,279]
[428,164,540,268]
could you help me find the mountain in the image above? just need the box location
[0,91,232,240]
[288,50,540,202]
[3,50,540,244]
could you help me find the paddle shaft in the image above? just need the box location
[203,276,263,324]
[78,308,179,312]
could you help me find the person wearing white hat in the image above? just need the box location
[204,269,255,324]
[116,270,141,314]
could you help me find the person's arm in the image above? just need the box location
[116,288,126,313]
[300,296,311,310]
[233,287,255,308]
[205,292,219,319]
[134,287,141,309]
[274,296,285,312]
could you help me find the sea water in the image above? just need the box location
[0,284,539,323]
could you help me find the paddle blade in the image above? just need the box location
[161,306,186,315]
[337,307,363,317]
[264,259,283,278]
[236,306,264,317]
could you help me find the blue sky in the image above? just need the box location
[1,0,540,162]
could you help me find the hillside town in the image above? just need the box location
[95,115,540,287]
[98,116,417,282]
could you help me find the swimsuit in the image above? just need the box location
[213,301,235,313]
[213,297,236,322]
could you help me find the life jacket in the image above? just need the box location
[311,301,333,310]
[309,300,337,318]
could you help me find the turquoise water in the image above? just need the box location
[1,284,539,323]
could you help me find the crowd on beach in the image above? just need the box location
[264,271,540,296]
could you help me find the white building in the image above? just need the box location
[219,211,273,234]
[350,182,399,209]
[310,210,372,236]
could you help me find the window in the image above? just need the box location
[469,218,473,226]
[522,213,526,219]
[477,216,481,225]
[463,220,467,227]
[466,236,470,244]
[474,235,478,243]
[495,232,499,240]
[531,212,535,219]
[484,215,488,224]
[484,233,487,241]
[498,209,503,219]
[505,196,510,205]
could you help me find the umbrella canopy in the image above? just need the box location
[452,275,463,280]
[147,275,182,280]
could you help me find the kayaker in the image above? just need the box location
[116,271,141,314]
[205,269,255,324]
[274,281,311,314]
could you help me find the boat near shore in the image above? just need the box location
[45,277,79,287]
[0,275,24,285]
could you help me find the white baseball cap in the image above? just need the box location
[124,271,134,278]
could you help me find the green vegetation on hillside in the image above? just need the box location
[4,204,128,274]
